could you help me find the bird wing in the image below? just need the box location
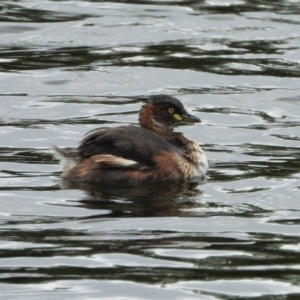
[78,126,177,169]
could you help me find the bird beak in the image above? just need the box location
[181,113,201,123]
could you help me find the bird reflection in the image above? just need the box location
[61,180,205,217]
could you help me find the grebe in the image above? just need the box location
[53,95,208,183]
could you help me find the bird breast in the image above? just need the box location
[188,141,208,178]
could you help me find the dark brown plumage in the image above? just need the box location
[53,94,208,183]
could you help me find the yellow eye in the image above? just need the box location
[168,107,174,114]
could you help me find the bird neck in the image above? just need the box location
[139,104,174,137]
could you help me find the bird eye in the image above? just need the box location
[168,107,174,114]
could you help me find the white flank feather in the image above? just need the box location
[93,155,137,166]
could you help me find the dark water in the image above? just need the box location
[1,0,300,299]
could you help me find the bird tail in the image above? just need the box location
[52,145,77,175]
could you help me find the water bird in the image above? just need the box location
[53,94,208,183]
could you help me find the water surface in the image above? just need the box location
[1,0,300,299]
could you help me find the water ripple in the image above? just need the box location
[1,0,300,299]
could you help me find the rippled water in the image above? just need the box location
[1,0,300,299]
